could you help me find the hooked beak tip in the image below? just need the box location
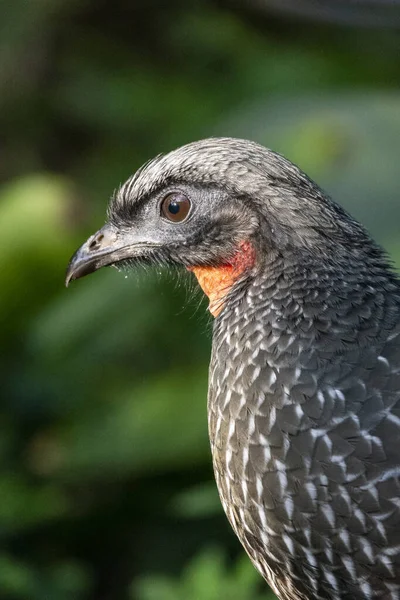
[65,224,119,287]
[65,250,98,287]
[65,259,93,287]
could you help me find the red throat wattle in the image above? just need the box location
[188,241,256,317]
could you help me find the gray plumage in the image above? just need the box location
[66,138,400,600]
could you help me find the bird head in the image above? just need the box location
[65,137,373,316]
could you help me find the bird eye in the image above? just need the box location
[161,193,191,223]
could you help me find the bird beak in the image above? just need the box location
[65,223,136,287]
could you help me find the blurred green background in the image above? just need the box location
[1,1,400,599]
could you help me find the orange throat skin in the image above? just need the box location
[188,241,256,318]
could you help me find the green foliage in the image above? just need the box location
[0,554,90,600]
[134,548,274,600]
[0,1,399,598]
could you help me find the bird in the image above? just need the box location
[66,137,400,600]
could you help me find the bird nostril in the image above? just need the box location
[89,234,104,251]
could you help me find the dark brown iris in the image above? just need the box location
[161,193,191,222]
